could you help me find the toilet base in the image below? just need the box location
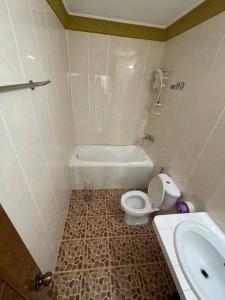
[124,213,149,225]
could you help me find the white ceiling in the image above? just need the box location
[63,0,205,28]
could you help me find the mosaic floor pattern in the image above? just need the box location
[53,189,177,299]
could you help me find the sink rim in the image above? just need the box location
[174,221,225,300]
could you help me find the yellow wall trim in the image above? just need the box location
[66,15,165,41]
[166,0,225,40]
[46,0,225,41]
[47,0,67,27]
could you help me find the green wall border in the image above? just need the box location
[46,0,225,41]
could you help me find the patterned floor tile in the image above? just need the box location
[53,189,177,299]
[152,232,161,250]
[128,221,154,236]
[105,199,123,216]
[104,189,128,201]
[71,190,87,199]
[107,215,129,237]
[110,266,142,300]
[109,237,135,267]
[87,199,106,216]
[53,271,83,299]
[55,240,85,272]
[136,263,176,299]
[153,237,166,262]
[132,235,160,264]
[86,216,108,238]
[92,189,108,199]
[83,238,109,269]
[81,268,111,300]
[62,217,86,240]
[160,262,177,295]
[67,200,88,217]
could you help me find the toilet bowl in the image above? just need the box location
[121,173,181,225]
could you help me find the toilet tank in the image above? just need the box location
[158,174,181,210]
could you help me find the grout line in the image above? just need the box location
[0,110,55,255]
[208,178,225,206]
[44,8,64,164]
[156,34,186,162]
[159,23,202,157]
[54,191,176,297]
[103,35,111,142]
[182,105,225,191]
[65,30,76,144]
[29,0,59,214]
[118,38,129,128]
[46,8,66,153]
[170,35,225,175]
[80,217,87,271]
[132,41,150,142]
[54,261,163,274]
[60,232,155,242]
[87,33,92,143]
[4,0,55,255]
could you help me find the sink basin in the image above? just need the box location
[175,221,225,300]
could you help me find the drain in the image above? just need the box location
[84,195,92,203]
[200,269,209,279]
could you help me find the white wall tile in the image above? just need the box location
[144,11,225,232]
[67,31,164,145]
[0,0,74,273]
[0,0,23,84]
[171,93,225,188]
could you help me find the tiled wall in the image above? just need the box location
[0,0,74,272]
[144,12,225,231]
[67,31,164,145]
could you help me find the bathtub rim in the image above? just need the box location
[70,145,154,167]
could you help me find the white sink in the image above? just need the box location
[175,221,225,300]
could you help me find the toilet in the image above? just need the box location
[121,173,181,225]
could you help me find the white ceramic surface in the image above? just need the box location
[153,212,221,300]
[175,221,225,300]
[67,31,164,145]
[120,174,180,225]
[70,145,153,189]
[144,11,225,232]
[0,0,74,272]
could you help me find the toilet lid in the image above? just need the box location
[148,176,164,208]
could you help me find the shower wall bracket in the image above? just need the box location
[0,80,51,94]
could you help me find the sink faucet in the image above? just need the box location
[143,134,154,142]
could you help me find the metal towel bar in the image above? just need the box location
[0,80,50,93]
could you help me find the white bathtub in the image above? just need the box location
[70,145,153,189]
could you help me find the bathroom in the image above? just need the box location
[0,0,225,299]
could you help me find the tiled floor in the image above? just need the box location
[53,190,177,299]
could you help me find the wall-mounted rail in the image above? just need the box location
[0,80,51,93]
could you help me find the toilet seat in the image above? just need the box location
[121,191,153,216]
[121,174,181,225]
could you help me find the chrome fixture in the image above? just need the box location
[160,167,166,174]
[35,272,53,291]
[160,166,170,176]
[143,134,154,142]
[0,80,51,93]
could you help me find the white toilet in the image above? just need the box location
[121,173,181,225]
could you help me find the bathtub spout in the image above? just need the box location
[142,134,154,143]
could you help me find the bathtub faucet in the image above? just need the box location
[143,134,154,142]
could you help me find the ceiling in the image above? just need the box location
[63,0,205,28]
